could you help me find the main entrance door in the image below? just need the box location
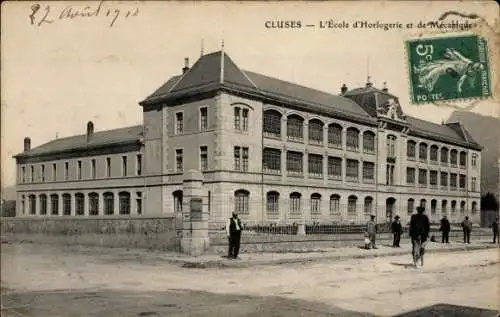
[386,197,396,222]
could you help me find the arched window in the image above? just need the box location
[430,145,439,162]
[471,153,478,167]
[89,192,99,216]
[407,141,416,159]
[431,199,437,214]
[308,119,324,145]
[363,131,375,153]
[310,193,321,214]
[328,123,342,148]
[451,200,457,213]
[450,149,458,166]
[119,192,131,215]
[419,143,428,161]
[173,190,183,213]
[329,194,340,214]
[287,114,304,141]
[289,192,301,214]
[408,198,415,214]
[263,110,282,138]
[234,190,250,214]
[62,193,71,215]
[364,196,373,214]
[39,194,47,215]
[441,147,449,164]
[29,194,36,215]
[471,201,477,214]
[386,135,397,157]
[266,191,279,214]
[103,192,114,215]
[75,193,84,216]
[50,194,59,215]
[420,199,427,209]
[347,195,357,214]
[441,200,448,215]
[346,127,360,150]
[460,201,466,214]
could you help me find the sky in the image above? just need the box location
[1,1,499,189]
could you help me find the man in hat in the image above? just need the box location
[461,216,472,244]
[225,212,243,259]
[492,217,499,244]
[391,215,403,247]
[366,214,377,249]
[439,215,451,244]
[409,206,430,267]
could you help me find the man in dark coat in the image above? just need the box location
[492,217,499,244]
[461,216,472,244]
[225,212,243,259]
[439,215,451,244]
[409,206,430,267]
[391,215,403,247]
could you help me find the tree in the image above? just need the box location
[481,192,499,211]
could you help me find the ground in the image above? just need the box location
[1,243,499,317]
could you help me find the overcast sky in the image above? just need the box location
[1,1,498,188]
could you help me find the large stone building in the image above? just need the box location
[14,50,483,225]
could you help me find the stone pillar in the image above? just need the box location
[84,192,89,216]
[70,193,76,216]
[180,170,209,256]
[98,193,104,216]
[114,191,120,216]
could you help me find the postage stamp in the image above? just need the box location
[406,34,492,104]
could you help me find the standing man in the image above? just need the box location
[492,217,499,244]
[366,215,377,249]
[225,212,242,259]
[391,215,403,247]
[439,215,451,244]
[409,206,430,267]
[461,216,472,244]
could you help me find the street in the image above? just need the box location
[1,243,499,317]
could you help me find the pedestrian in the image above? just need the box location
[366,215,377,249]
[461,216,472,244]
[439,215,451,244]
[225,212,242,259]
[409,206,430,267]
[492,217,499,244]
[391,215,403,247]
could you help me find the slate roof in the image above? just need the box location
[14,125,143,158]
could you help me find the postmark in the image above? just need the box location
[406,34,492,104]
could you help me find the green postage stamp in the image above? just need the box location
[406,34,492,104]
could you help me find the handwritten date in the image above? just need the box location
[29,1,139,28]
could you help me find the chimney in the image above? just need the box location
[86,121,94,142]
[366,76,372,88]
[340,84,348,95]
[182,57,190,74]
[382,81,388,92]
[23,137,31,152]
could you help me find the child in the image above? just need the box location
[364,231,371,249]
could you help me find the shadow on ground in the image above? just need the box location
[394,303,499,317]
[1,288,375,317]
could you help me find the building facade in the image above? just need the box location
[14,51,483,225]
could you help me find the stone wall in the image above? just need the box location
[1,216,178,251]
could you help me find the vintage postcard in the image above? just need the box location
[1,1,499,317]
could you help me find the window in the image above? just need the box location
[62,193,71,215]
[136,154,142,176]
[420,199,427,209]
[386,164,395,185]
[266,191,279,214]
[459,174,466,189]
[450,150,458,166]
[173,190,183,213]
[21,195,25,215]
[310,193,321,214]
[234,107,241,130]
[41,165,45,182]
[234,146,241,171]
[77,160,82,180]
[242,147,249,172]
[441,200,447,215]
[459,151,467,167]
[471,177,477,192]
[122,156,128,176]
[29,194,36,215]
[52,163,57,181]
[242,109,249,131]
[460,201,466,214]
[176,149,183,173]
[234,146,249,172]
[407,141,416,159]
[329,194,340,214]
[89,192,99,216]
[363,131,375,153]
[472,201,477,214]
[91,159,96,179]
[418,169,427,186]
[287,115,304,141]
[286,151,303,176]
[430,145,438,162]
[119,192,131,215]
[75,193,84,215]
[208,191,211,214]
[234,190,249,214]
[103,192,114,215]
[308,154,323,177]
[346,127,359,150]
[50,194,59,215]
[406,167,415,184]
[450,173,457,189]
[431,199,437,214]
[471,153,478,167]
[21,166,26,183]
[136,192,143,215]
[175,112,184,134]
[441,148,449,164]
[362,162,375,181]
[347,195,357,214]
[387,135,397,157]
[346,159,359,181]
[263,148,281,174]
[327,156,342,179]
[263,110,282,138]
[328,124,342,148]
[419,143,428,161]
[106,157,111,177]
[430,170,438,187]
[440,172,448,188]
[451,200,457,213]
[308,119,324,145]
[289,192,301,214]
[200,146,208,171]
[364,197,373,214]
[407,198,414,214]
[30,166,34,182]
[64,162,69,180]
[200,107,208,131]
[40,194,47,215]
